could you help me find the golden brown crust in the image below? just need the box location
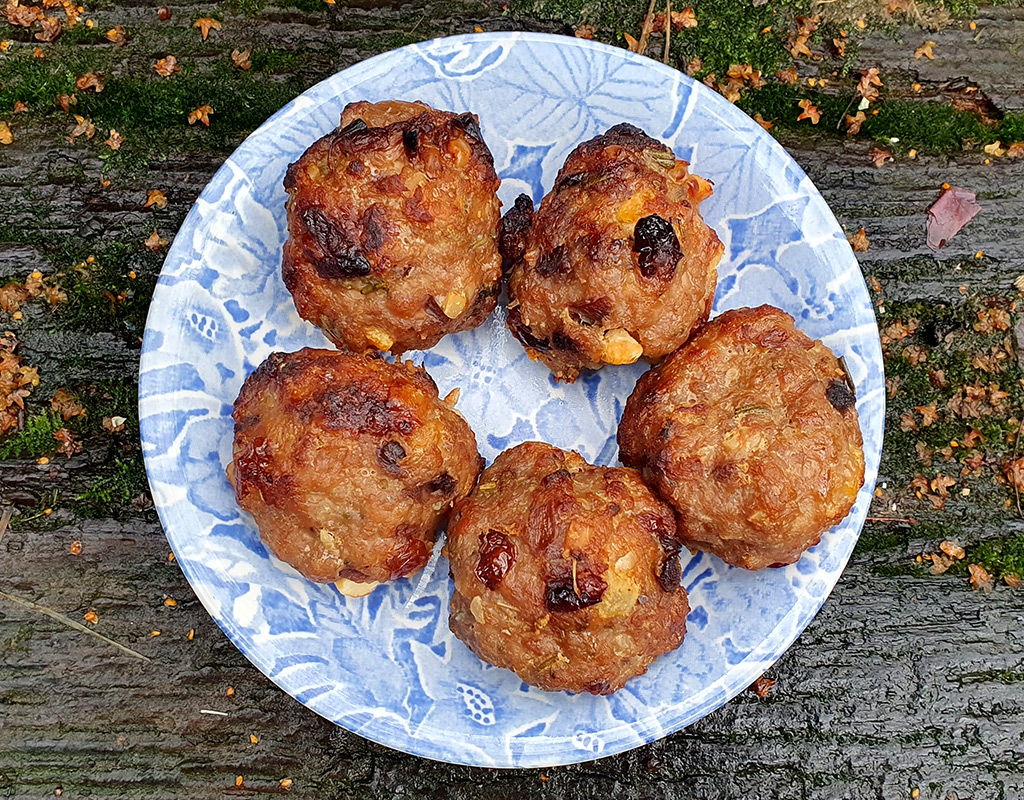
[503,123,724,382]
[618,305,866,570]
[282,100,502,355]
[228,348,482,585]
[444,441,689,695]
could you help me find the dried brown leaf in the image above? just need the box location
[796,99,820,124]
[968,563,993,592]
[188,104,213,127]
[53,427,81,458]
[105,24,128,46]
[847,227,870,251]
[35,15,61,42]
[0,121,11,146]
[748,675,775,698]
[75,72,103,93]
[145,229,168,251]
[67,114,95,142]
[231,47,252,69]
[56,93,76,113]
[104,128,123,150]
[845,111,867,136]
[154,55,179,77]
[939,540,965,560]
[145,189,168,210]
[915,402,938,427]
[50,388,85,420]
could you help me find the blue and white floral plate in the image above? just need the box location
[139,32,883,768]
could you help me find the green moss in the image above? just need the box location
[739,84,1024,153]
[952,536,1024,580]
[958,668,1024,685]
[0,411,65,459]
[230,0,268,14]
[871,562,925,578]
[76,457,149,518]
[273,0,329,13]
[249,48,303,73]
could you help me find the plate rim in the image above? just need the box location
[138,30,885,769]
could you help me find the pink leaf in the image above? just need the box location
[926,186,981,251]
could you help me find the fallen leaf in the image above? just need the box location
[56,93,76,113]
[673,7,697,29]
[13,101,28,113]
[145,189,168,209]
[105,25,128,46]
[930,474,955,498]
[776,66,798,85]
[67,114,95,142]
[1007,142,1024,158]
[35,15,61,42]
[5,2,43,26]
[871,148,893,168]
[53,427,81,458]
[796,99,820,124]
[900,411,917,431]
[915,402,938,427]
[845,111,867,136]
[193,17,221,41]
[0,332,40,434]
[832,37,846,57]
[623,32,640,53]
[573,23,595,39]
[903,344,927,364]
[102,415,126,433]
[983,140,1005,157]
[70,540,82,555]
[0,122,11,145]
[968,563,993,592]
[929,552,953,574]
[926,186,981,251]
[753,113,772,131]
[857,68,883,103]
[847,227,870,251]
[154,55,179,77]
[188,104,213,126]
[231,47,252,69]
[84,610,99,624]
[75,72,104,93]
[1004,574,1021,589]
[940,540,966,560]
[748,675,775,698]
[104,128,123,150]
[51,388,85,420]
[685,57,702,76]
[973,308,1011,333]
[32,47,45,59]
[914,40,935,60]
[0,41,9,52]
[145,229,168,251]
[789,34,812,59]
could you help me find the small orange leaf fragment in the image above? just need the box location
[105,25,128,46]
[13,101,28,114]
[231,48,252,69]
[914,40,935,60]
[104,128,124,150]
[249,733,259,744]
[623,32,640,53]
[145,229,168,251]
[796,99,820,124]
[845,111,867,136]
[145,189,168,209]
[193,17,222,41]
[0,122,11,145]
[70,540,82,555]
[75,72,104,93]
[154,55,179,77]
[84,610,98,624]
[847,227,870,252]
[56,93,76,113]
[188,104,213,127]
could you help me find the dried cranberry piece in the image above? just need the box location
[826,378,856,413]
[633,214,682,280]
[476,529,516,590]
[545,570,607,612]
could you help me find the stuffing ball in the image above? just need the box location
[228,348,482,593]
[282,100,503,355]
[502,123,724,382]
[618,306,865,570]
[444,441,690,694]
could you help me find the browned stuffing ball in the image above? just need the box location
[444,441,690,695]
[618,306,865,570]
[282,100,503,355]
[502,123,724,382]
[227,348,482,593]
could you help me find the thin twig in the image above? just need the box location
[1014,417,1022,518]
[0,505,13,546]
[663,0,672,64]
[835,93,858,132]
[200,709,230,717]
[637,0,658,54]
[865,516,918,524]
[0,589,150,662]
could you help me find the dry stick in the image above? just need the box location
[1014,418,1023,518]
[0,505,13,546]
[663,0,672,64]
[0,589,151,662]
[637,0,658,54]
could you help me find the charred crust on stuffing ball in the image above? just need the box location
[544,570,607,612]
[541,468,572,489]
[360,204,394,253]
[339,118,368,137]
[313,385,417,437]
[499,194,534,274]
[535,245,571,278]
[377,439,407,472]
[426,471,457,498]
[299,207,372,280]
[402,128,419,158]
[451,113,482,141]
[826,378,857,413]
[476,529,516,590]
[710,461,738,483]
[506,306,551,352]
[633,214,683,280]
[551,329,581,355]
[568,297,612,327]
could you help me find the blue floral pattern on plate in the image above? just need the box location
[138,32,884,768]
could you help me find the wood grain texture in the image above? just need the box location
[1,2,1024,798]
